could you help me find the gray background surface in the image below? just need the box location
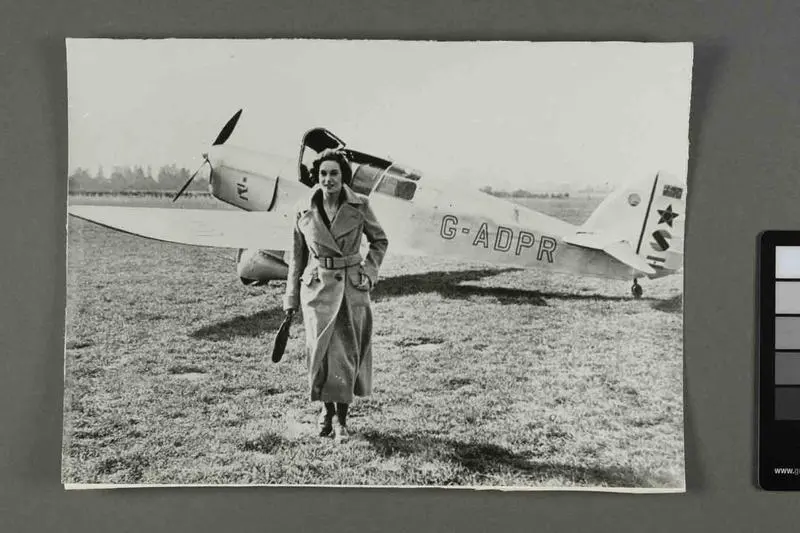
[1,0,799,531]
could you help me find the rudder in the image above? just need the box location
[582,173,686,277]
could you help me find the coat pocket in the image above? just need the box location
[300,267,322,309]
[301,266,319,287]
[347,266,371,291]
[347,267,371,306]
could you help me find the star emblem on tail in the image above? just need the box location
[657,204,678,227]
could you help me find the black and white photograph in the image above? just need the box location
[63,39,692,491]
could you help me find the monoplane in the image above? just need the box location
[68,110,686,298]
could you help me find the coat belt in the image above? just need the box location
[312,252,363,270]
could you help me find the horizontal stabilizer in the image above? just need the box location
[563,232,656,275]
[68,205,294,250]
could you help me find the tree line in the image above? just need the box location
[479,185,570,199]
[68,165,209,192]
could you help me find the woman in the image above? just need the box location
[283,149,388,442]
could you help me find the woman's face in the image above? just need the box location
[318,160,343,197]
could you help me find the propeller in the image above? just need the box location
[172,155,209,202]
[212,109,242,146]
[172,109,242,202]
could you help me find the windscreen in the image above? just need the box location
[374,165,419,200]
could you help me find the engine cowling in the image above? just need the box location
[236,249,289,285]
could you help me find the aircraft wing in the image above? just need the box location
[68,205,294,250]
[563,232,656,275]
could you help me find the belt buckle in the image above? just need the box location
[324,257,333,269]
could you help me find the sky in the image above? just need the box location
[67,39,693,190]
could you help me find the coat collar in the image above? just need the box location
[298,184,365,254]
[305,184,364,209]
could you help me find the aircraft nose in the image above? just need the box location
[206,165,216,190]
[205,148,220,186]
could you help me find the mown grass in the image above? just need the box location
[63,194,684,489]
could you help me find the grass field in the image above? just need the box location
[63,193,684,489]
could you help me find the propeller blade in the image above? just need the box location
[172,160,207,203]
[212,109,242,146]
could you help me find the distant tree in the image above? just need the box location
[67,163,207,193]
[132,165,158,190]
[109,166,130,190]
[68,167,93,191]
[157,164,183,190]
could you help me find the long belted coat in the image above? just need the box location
[283,185,389,403]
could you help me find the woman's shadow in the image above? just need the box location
[190,307,286,341]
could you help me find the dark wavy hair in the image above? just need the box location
[309,149,353,187]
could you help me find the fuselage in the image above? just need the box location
[209,144,643,283]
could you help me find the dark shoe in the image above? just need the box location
[333,422,349,443]
[318,412,333,437]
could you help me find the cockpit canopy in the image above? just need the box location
[299,128,420,201]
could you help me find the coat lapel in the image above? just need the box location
[330,186,364,239]
[299,185,364,255]
[298,189,343,255]
[329,204,361,239]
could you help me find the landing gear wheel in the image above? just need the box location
[631,279,643,299]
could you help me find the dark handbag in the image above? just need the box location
[271,312,294,363]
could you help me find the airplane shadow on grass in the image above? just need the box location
[361,430,665,488]
[371,268,659,305]
[191,268,667,340]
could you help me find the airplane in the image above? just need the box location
[68,110,686,299]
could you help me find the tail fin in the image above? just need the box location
[582,173,686,276]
